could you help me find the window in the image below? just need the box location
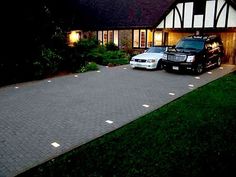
[133,30,139,48]
[154,31,162,46]
[98,31,103,45]
[98,30,119,46]
[140,30,146,48]
[103,31,108,44]
[147,30,153,47]
[133,29,154,48]
[108,30,113,43]
[114,30,118,46]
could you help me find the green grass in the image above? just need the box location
[17,72,236,177]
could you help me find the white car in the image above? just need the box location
[130,46,167,70]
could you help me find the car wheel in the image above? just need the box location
[156,61,163,70]
[194,63,204,75]
[216,56,222,67]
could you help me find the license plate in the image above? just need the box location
[172,66,179,70]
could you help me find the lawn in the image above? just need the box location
[17,72,236,177]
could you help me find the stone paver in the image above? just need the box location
[0,64,235,177]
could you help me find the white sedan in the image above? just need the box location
[130,46,167,70]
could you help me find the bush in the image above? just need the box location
[101,50,130,66]
[33,47,63,78]
[78,62,98,73]
[105,42,119,51]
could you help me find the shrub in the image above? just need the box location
[78,62,98,73]
[33,47,63,78]
[105,42,119,51]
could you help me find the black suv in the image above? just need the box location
[162,35,225,74]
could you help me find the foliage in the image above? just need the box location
[78,62,98,73]
[33,47,63,78]
[17,72,236,177]
[105,42,119,51]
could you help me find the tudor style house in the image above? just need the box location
[68,0,236,64]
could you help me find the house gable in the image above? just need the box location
[156,0,236,29]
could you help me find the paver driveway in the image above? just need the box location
[0,64,235,177]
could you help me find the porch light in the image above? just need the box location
[69,31,79,44]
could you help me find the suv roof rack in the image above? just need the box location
[187,34,220,40]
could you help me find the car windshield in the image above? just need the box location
[176,39,204,50]
[146,47,166,53]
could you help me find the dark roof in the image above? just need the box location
[71,0,236,30]
[72,0,177,30]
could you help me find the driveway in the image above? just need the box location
[0,64,235,177]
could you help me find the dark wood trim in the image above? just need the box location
[214,0,218,28]
[202,4,206,29]
[173,8,176,28]
[216,2,227,26]
[225,3,230,28]
[164,17,166,29]
[191,2,194,28]
[182,2,185,28]
[175,6,183,28]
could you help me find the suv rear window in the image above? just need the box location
[176,39,204,50]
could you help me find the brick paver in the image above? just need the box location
[0,64,235,177]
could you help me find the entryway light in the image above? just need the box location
[51,142,60,148]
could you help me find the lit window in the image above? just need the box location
[140,29,146,48]
[133,30,139,48]
[98,31,103,45]
[103,31,108,44]
[114,30,119,46]
[147,30,153,47]
[108,31,113,43]
[154,31,162,46]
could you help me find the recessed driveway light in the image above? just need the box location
[188,84,194,88]
[15,86,19,89]
[208,72,212,74]
[142,104,150,108]
[123,68,127,70]
[169,92,175,96]
[219,67,223,70]
[105,120,114,124]
[195,76,200,80]
[51,142,60,148]
[48,80,52,83]
[74,75,78,78]
[97,71,101,73]
[106,66,109,68]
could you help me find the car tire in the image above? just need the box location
[194,63,204,75]
[156,61,163,70]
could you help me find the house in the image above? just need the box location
[68,0,236,64]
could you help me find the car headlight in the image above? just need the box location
[186,56,195,62]
[162,54,167,60]
[146,59,156,63]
